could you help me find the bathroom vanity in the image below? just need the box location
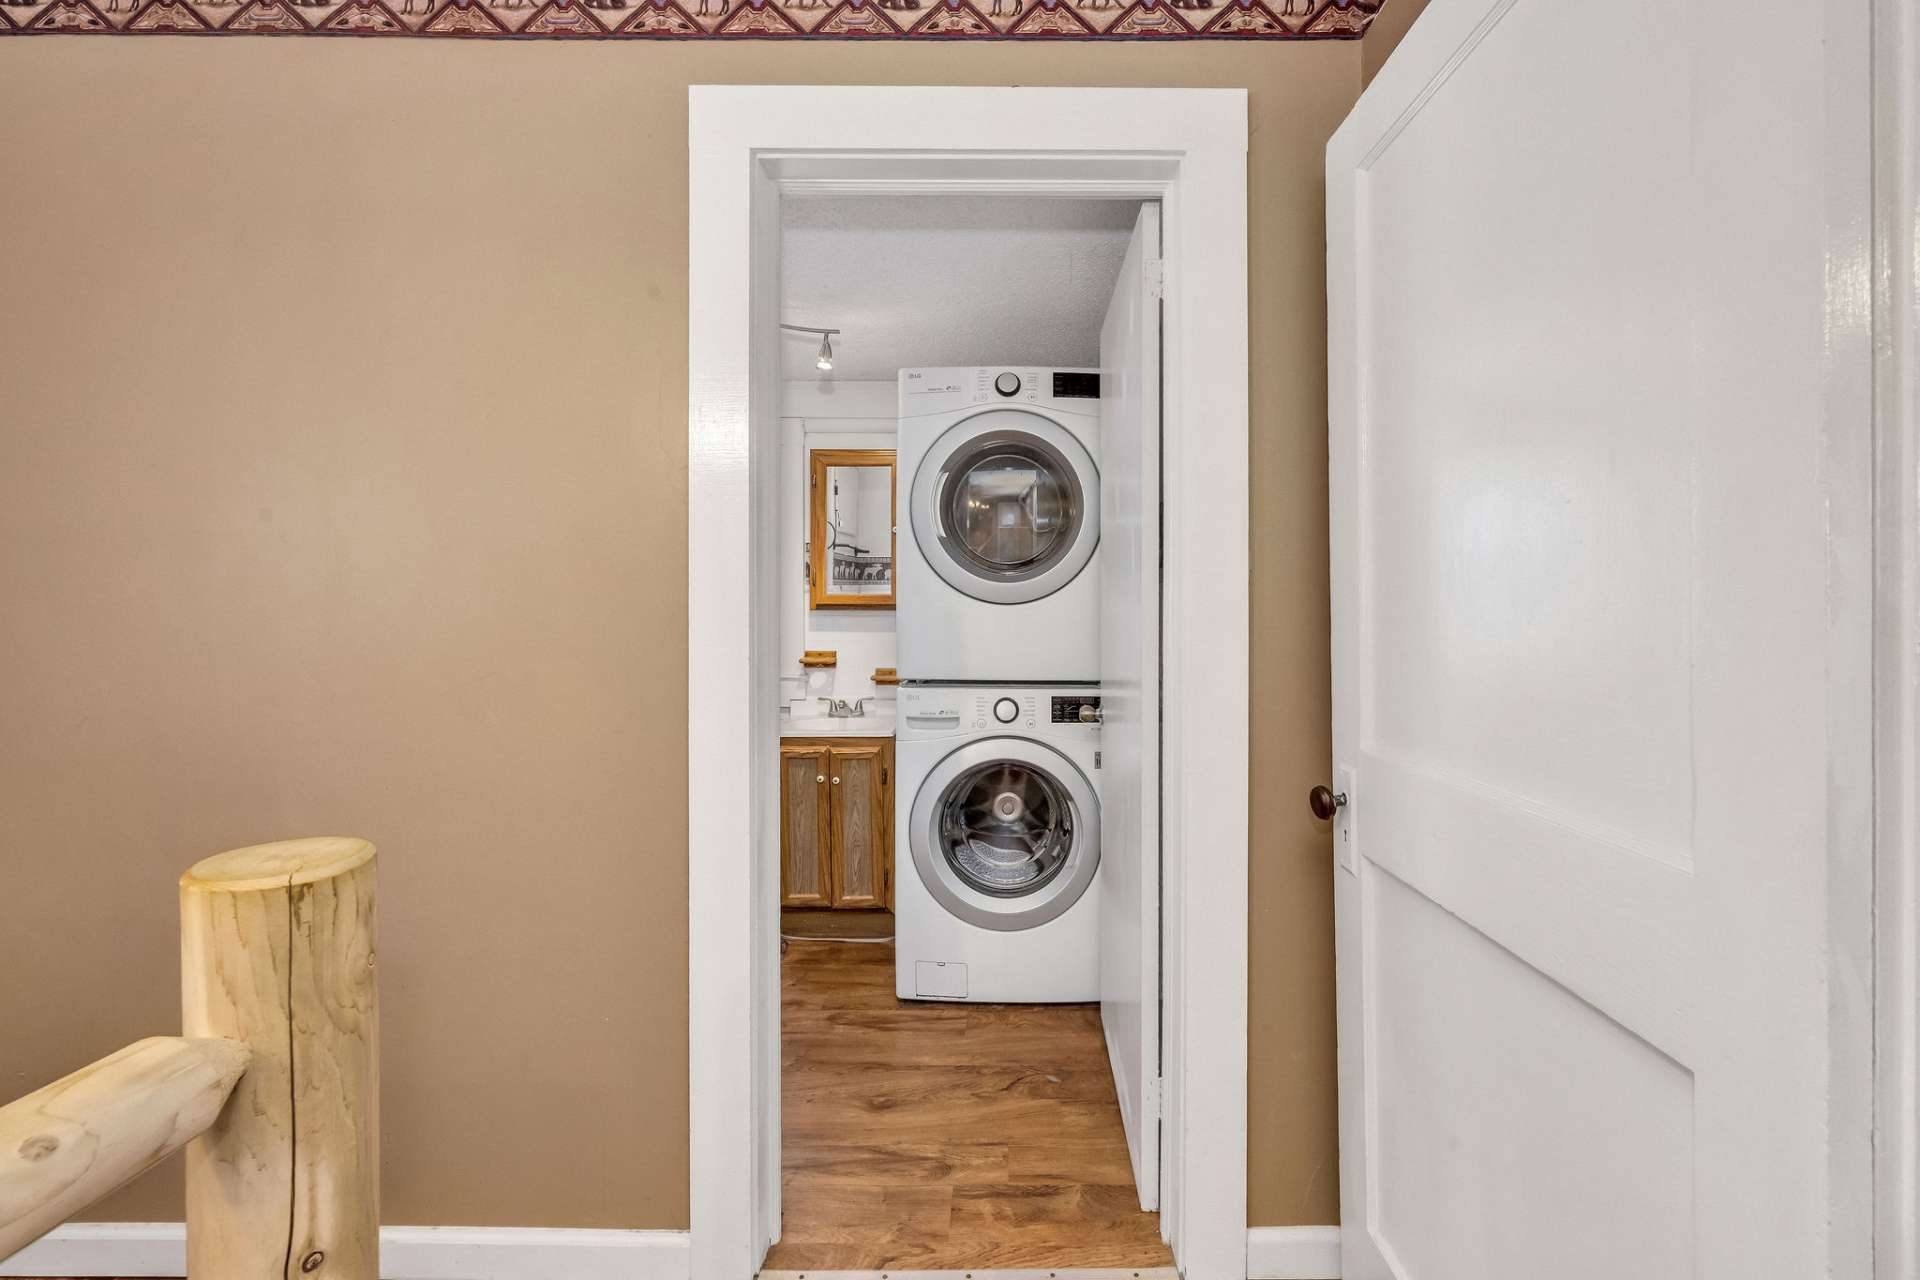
[778,729,894,912]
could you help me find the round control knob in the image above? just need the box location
[994,372,1022,397]
[993,697,1020,723]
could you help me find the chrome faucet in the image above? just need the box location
[827,697,869,719]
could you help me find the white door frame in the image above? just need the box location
[1873,0,1920,1273]
[688,86,1250,1280]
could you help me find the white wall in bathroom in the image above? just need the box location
[779,381,898,706]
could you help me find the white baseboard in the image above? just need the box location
[1245,1226,1341,1280]
[0,1225,181,1278]
[11,1222,1321,1279]
[0,1223,691,1280]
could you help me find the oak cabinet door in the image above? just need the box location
[779,746,833,908]
[827,744,888,909]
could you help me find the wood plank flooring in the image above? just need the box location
[766,940,1171,1273]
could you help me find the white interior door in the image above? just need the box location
[1326,3,1874,1279]
[1099,200,1162,1213]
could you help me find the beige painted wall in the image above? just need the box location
[0,38,1356,1230]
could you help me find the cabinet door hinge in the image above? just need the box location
[1145,1075,1162,1119]
[1144,258,1164,302]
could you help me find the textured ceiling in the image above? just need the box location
[779,195,1145,384]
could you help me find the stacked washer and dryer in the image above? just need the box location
[893,367,1106,1003]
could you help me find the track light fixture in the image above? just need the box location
[780,323,840,374]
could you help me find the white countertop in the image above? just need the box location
[781,711,895,739]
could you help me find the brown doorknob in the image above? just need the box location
[1308,784,1347,821]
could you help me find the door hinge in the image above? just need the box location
[1145,1075,1162,1119]
[1094,749,1103,769]
[1144,258,1164,301]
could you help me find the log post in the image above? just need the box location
[181,837,378,1280]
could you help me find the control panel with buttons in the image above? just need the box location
[970,691,1038,730]
[904,368,1100,416]
[1051,695,1101,724]
[967,368,1043,406]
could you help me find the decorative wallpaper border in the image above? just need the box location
[0,0,1380,38]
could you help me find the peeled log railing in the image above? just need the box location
[0,837,378,1278]
[0,1038,250,1260]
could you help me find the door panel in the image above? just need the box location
[1098,200,1162,1212]
[828,744,887,909]
[1326,3,1872,1278]
[779,746,832,908]
[1368,868,1693,1280]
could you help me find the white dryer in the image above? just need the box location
[896,368,1101,683]
[894,683,1103,1003]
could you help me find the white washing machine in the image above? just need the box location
[896,368,1102,683]
[894,683,1104,1003]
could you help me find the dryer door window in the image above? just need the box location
[912,411,1100,606]
[908,738,1101,933]
[940,439,1082,584]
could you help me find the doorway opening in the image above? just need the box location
[687,86,1252,1280]
[767,193,1164,1273]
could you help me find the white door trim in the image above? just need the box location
[1243,1226,1342,1279]
[1874,0,1920,1273]
[688,86,1250,1280]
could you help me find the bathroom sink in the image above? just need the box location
[782,711,895,738]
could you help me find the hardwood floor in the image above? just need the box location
[766,939,1171,1272]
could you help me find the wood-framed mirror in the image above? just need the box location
[808,448,896,610]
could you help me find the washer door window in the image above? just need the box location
[910,738,1100,932]
[912,411,1100,605]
